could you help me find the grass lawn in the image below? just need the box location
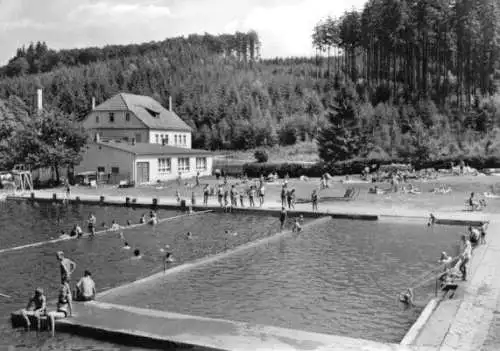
[213,142,319,164]
[64,173,500,214]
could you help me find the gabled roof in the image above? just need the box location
[95,141,212,156]
[93,93,192,132]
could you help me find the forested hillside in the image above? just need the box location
[0,0,500,163]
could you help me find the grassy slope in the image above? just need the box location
[214,142,319,164]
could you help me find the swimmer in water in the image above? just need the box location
[428,213,436,227]
[132,249,142,259]
[122,242,131,250]
[139,214,146,224]
[126,220,131,226]
[59,230,71,240]
[163,251,174,272]
[186,232,193,240]
[292,218,302,233]
[399,288,414,307]
[110,220,121,231]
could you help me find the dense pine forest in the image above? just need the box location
[1,0,500,166]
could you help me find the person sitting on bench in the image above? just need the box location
[75,270,96,302]
[20,287,46,331]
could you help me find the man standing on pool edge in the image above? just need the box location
[56,251,77,284]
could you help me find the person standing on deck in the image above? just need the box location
[230,185,237,208]
[239,190,245,207]
[258,183,265,207]
[279,207,287,231]
[280,185,287,208]
[311,190,319,212]
[203,184,210,206]
[459,234,472,281]
[248,186,256,207]
[195,172,200,187]
[57,251,76,284]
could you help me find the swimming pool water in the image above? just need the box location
[101,218,464,343]
[0,200,282,350]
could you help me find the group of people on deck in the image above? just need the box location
[437,222,488,290]
[20,251,96,335]
[400,218,488,307]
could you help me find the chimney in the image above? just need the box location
[169,96,172,112]
[36,88,43,112]
[91,97,96,110]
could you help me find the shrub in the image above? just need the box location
[254,150,269,163]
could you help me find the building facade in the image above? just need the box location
[83,93,192,148]
[77,92,212,184]
[75,142,212,184]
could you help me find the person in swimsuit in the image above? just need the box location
[468,225,480,245]
[110,220,121,231]
[292,218,302,233]
[480,222,488,244]
[203,184,210,206]
[428,213,436,227]
[279,207,287,231]
[311,190,319,212]
[399,288,414,307]
[48,277,72,336]
[87,213,96,236]
[20,288,46,331]
[56,251,76,284]
[280,186,287,208]
[459,234,472,281]
[76,270,96,302]
[139,214,146,224]
[122,242,131,250]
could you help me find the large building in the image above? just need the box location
[76,93,212,184]
[83,93,192,148]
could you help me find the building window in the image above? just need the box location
[178,157,190,172]
[164,135,168,144]
[111,167,119,174]
[155,134,159,144]
[95,115,99,123]
[97,166,105,173]
[109,112,114,123]
[125,112,130,122]
[174,135,178,144]
[196,157,207,171]
[123,137,129,142]
[158,158,171,174]
[183,135,187,145]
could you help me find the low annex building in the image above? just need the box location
[75,141,212,184]
[76,92,213,184]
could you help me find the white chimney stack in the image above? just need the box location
[36,88,43,112]
[92,97,96,110]
[169,96,172,112]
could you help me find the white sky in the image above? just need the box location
[0,0,367,64]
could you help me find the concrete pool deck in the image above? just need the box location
[6,190,497,350]
[56,301,434,351]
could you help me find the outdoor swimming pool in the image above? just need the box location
[0,200,282,350]
[0,199,466,349]
[101,217,463,343]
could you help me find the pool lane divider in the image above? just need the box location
[96,216,333,300]
[0,210,213,255]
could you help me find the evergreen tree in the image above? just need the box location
[317,86,363,162]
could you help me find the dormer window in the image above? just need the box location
[145,107,160,118]
[109,112,115,123]
[125,112,130,121]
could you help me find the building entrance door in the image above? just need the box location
[136,162,150,184]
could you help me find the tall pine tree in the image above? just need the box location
[317,85,364,162]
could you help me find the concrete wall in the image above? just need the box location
[149,130,191,149]
[134,155,212,183]
[75,144,135,183]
